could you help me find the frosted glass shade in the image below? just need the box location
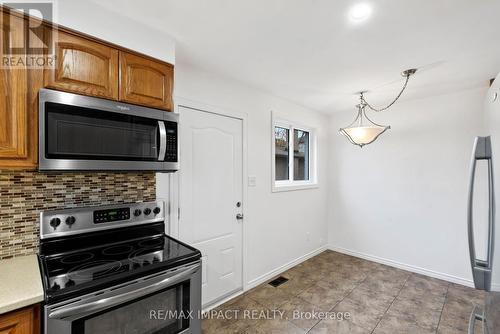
[340,125,389,147]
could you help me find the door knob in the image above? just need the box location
[236,213,244,220]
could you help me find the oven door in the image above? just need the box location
[39,88,179,171]
[45,262,201,334]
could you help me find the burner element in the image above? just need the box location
[68,260,122,281]
[102,245,134,256]
[60,252,95,264]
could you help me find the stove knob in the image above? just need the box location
[132,262,141,269]
[152,256,160,263]
[65,216,76,226]
[144,208,151,216]
[143,260,151,266]
[133,209,142,217]
[65,279,75,288]
[50,218,61,230]
[153,207,161,215]
[52,282,60,290]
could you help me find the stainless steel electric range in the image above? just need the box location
[38,201,201,334]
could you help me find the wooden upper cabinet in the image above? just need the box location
[0,13,30,166]
[0,304,40,334]
[119,51,173,111]
[44,30,118,99]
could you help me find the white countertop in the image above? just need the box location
[0,255,44,314]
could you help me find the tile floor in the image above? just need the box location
[202,250,485,334]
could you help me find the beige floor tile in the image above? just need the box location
[374,313,435,334]
[356,276,405,297]
[404,273,449,297]
[437,322,483,334]
[297,282,347,310]
[316,275,360,294]
[333,297,385,331]
[386,296,443,331]
[398,284,448,306]
[447,283,486,307]
[282,266,314,280]
[249,318,305,334]
[345,284,395,312]
[277,295,329,331]
[438,295,476,332]
[309,317,371,334]
[321,265,367,284]
[245,284,293,309]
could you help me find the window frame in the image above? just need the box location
[271,113,318,192]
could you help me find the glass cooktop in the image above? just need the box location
[39,233,200,302]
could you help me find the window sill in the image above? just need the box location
[272,183,319,193]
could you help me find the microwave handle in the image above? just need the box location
[158,121,167,161]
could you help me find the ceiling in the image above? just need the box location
[92,0,500,113]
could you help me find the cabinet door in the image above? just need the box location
[119,51,173,110]
[44,30,118,99]
[0,305,39,334]
[0,13,29,163]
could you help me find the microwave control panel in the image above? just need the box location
[165,121,178,162]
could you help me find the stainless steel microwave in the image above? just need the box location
[39,89,179,171]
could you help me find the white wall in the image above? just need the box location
[158,63,329,287]
[52,0,175,63]
[328,86,489,285]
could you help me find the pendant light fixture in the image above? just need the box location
[339,68,417,147]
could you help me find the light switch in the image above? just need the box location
[248,175,257,187]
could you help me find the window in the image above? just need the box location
[272,115,317,191]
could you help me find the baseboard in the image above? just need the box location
[328,244,474,288]
[245,245,328,290]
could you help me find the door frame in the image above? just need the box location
[171,96,249,302]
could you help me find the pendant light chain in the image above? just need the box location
[339,68,417,147]
[360,71,413,112]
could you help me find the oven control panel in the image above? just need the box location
[40,201,165,239]
[94,207,130,224]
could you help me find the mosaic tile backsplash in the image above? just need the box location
[0,171,156,259]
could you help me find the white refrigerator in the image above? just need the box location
[468,73,500,333]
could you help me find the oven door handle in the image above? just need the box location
[48,263,200,320]
[158,120,167,161]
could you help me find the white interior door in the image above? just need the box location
[178,105,243,306]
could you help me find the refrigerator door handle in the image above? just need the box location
[468,306,485,334]
[468,136,495,291]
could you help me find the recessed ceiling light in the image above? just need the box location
[348,3,373,22]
